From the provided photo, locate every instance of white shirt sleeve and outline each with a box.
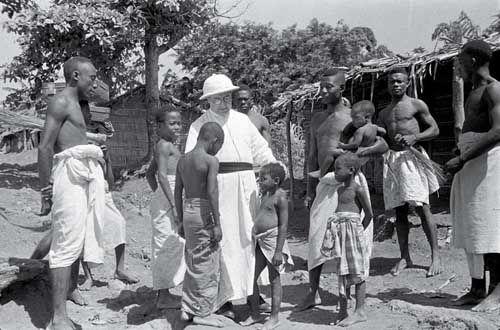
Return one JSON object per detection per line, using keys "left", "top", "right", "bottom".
{"left": 184, "top": 125, "right": 198, "bottom": 153}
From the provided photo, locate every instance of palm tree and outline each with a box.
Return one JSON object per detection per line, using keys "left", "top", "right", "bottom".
{"left": 432, "top": 11, "right": 480, "bottom": 50}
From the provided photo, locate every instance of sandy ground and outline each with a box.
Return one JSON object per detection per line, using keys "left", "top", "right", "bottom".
{"left": 0, "top": 150, "right": 499, "bottom": 330}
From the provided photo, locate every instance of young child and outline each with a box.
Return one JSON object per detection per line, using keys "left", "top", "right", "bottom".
{"left": 175, "top": 122, "right": 226, "bottom": 328}
{"left": 242, "top": 163, "right": 294, "bottom": 330}
{"left": 321, "top": 152, "right": 373, "bottom": 327}
{"left": 339, "top": 100, "right": 386, "bottom": 152}
{"left": 145, "top": 106, "right": 186, "bottom": 310}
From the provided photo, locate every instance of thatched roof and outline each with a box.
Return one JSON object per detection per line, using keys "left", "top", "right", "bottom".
{"left": 273, "top": 32, "right": 500, "bottom": 111}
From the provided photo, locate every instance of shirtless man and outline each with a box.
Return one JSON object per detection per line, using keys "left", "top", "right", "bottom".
{"left": 446, "top": 40, "right": 500, "bottom": 312}
{"left": 38, "top": 56, "right": 99, "bottom": 329}
{"left": 296, "top": 69, "right": 388, "bottom": 311}
{"left": 377, "top": 67, "right": 442, "bottom": 277}
{"left": 234, "top": 85, "right": 272, "bottom": 144}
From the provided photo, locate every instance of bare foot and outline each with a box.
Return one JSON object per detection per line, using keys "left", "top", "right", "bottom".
{"left": 114, "top": 270, "right": 139, "bottom": 284}
{"left": 79, "top": 277, "right": 93, "bottom": 291}
{"left": 293, "top": 292, "right": 322, "bottom": 311}
{"left": 67, "top": 289, "right": 88, "bottom": 306}
{"left": 472, "top": 285, "right": 500, "bottom": 312}
{"left": 193, "top": 315, "right": 225, "bottom": 327}
{"left": 259, "top": 317, "right": 280, "bottom": 330}
{"left": 259, "top": 301, "right": 272, "bottom": 313}
{"left": 46, "top": 316, "right": 76, "bottom": 330}
{"left": 450, "top": 292, "right": 484, "bottom": 306}
{"left": 337, "top": 310, "right": 367, "bottom": 327}
{"left": 426, "top": 256, "right": 442, "bottom": 277}
{"left": 180, "top": 311, "right": 192, "bottom": 322}
{"left": 391, "top": 259, "right": 412, "bottom": 276}
{"left": 240, "top": 314, "right": 265, "bottom": 326}
{"left": 156, "top": 290, "right": 180, "bottom": 310}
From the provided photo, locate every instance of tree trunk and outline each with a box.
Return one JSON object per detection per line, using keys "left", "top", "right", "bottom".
{"left": 143, "top": 27, "right": 160, "bottom": 165}
{"left": 452, "top": 57, "right": 465, "bottom": 145}
{"left": 286, "top": 102, "right": 295, "bottom": 210}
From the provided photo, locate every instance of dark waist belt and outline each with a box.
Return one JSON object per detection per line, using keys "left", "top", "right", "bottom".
{"left": 218, "top": 162, "right": 253, "bottom": 174}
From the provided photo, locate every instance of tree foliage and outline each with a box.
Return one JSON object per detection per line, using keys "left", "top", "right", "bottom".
{"left": 175, "top": 19, "right": 392, "bottom": 108}
{"left": 432, "top": 11, "right": 480, "bottom": 48}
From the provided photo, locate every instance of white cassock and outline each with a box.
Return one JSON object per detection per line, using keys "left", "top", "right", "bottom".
{"left": 185, "top": 109, "right": 277, "bottom": 303}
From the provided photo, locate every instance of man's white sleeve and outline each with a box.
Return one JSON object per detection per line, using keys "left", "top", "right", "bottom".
{"left": 184, "top": 125, "right": 198, "bottom": 153}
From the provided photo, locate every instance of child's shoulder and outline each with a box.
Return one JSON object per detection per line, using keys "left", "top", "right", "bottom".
{"left": 274, "top": 188, "right": 288, "bottom": 202}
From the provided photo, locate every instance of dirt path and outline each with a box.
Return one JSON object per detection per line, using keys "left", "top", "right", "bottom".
{"left": 0, "top": 151, "right": 499, "bottom": 329}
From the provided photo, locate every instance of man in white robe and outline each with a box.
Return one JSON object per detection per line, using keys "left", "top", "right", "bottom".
{"left": 185, "top": 74, "right": 281, "bottom": 316}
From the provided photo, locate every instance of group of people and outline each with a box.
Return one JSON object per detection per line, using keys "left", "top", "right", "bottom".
{"left": 35, "top": 38, "right": 500, "bottom": 330}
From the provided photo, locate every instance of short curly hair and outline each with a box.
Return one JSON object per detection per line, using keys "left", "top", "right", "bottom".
{"left": 261, "top": 162, "right": 286, "bottom": 186}
{"left": 461, "top": 40, "right": 492, "bottom": 66}
{"left": 335, "top": 152, "right": 363, "bottom": 172}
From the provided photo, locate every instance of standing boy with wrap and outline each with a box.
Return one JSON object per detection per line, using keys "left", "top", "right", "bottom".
{"left": 175, "top": 122, "right": 227, "bottom": 328}
{"left": 38, "top": 56, "right": 103, "bottom": 330}
{"left": 146, "top": 107, "right": 186, "bottom": 310}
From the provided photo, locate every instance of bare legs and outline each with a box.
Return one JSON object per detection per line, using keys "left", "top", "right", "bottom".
{"left": 337, "top": 281, "right": 367, "bottom": 327}
{"left": 113, "top": 244, "right": 138, "bottom": 284}
{"left": 293, "top": 265, "right": 323, "bottom": 311}
{"left": 48, "top": 263, "right": 78, "bottom": 330}
{"left": 391, "top": 204, "right": 441, "bottom": 277}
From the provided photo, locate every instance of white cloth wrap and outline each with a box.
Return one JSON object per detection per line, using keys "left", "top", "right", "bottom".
{"left": 185, "top": 109, "right": 277, "bottom": 302}
{"left": 307, "top": 172, "right": 373, "bottom": 272}
{"left": 48, "top": 144, "right": 106, "bottom": 269}
{"left": 382, "top": 148, "right": 439, "bottom": 210}
{"left": 101, "top": 192, "right": 127, "bottom": 251}
{"left": 451, "top": 132, "right": 500, "bottom": 254}
{"left": 149, "top": 174, "right": 186, "bottom": 290}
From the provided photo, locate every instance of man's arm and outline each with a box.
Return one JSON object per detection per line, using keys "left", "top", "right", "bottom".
{"left": 402, "top": 99, "right": 440, "bottom": 145}
{"left": 306, "top": 117, "right": 319, "bottom": 203}
{"left": 357, "top": 112, "right": 389, "bottom": 157}
{"left": 207, "top": 156, "right": 222, "bottom": 242}
{"left": 146, "top": 157, "right": 158, "bottom": 191}
{"left": 356, "top": 185, "right": 373, "bottom": 229}
{"left": 274, "top": 192, "right": 289, "bottom": 266}
{"left": 104, "top": 150, "right": 114, "bottom": 189}
{"left": 157, "top": 141, "right": 176, "bottom": 216}
{"left": 461, "top": 83, "right": 500, "bottom": 162}
{"left": 38, "top": 97, "right": 68, "bottom": 215}
{"left": 174, "top": 161, "right": 184, "bottom": 235}
{"left": 261, "top": 116, "right": 272, "bottom": 145}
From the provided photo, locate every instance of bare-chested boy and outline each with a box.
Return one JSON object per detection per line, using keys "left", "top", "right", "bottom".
{"left": 38, "top": 56, "right": 103, "bottom": 330}
{"left": 446, "top": 40, "right": 500, "bottom": 311}
{"left": 296, "top": 69, "right": 388, "bottom": 311}
{"left": 234, "top": 85, "right": 272, "bottom": 144}
{"left": 377, "top": 67, "right": 442, "bottom": 277}
{"left": 242, "top": 163, "right": 293, "bottom": 329}
{"left": 175, "top": 122, "right": 225, "bottom": 328}
{"left": 146, "top": 107, "right": 185, "bottom": 310}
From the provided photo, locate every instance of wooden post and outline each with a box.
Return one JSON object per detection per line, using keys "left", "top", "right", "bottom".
{"left": 452, "top": 57, "right": 465, "bottom": 145}
{"left": 286, "top": 102, "right": 295, "bottom": 210}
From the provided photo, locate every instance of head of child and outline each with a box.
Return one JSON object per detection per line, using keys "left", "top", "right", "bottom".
{"left": 351, "top": 100, "right": 375, "bottom": 128}
{"left": 156, "top": 106, "right": 181, "bottom": 142}
{"left": 197, "top": 122, "right": 224, "bottom": 156}
{"left": 259, "top": 163, "right": 286, "bottom": 194}
{"left": 334, "top": 153, "right": 362, "bottom": 183}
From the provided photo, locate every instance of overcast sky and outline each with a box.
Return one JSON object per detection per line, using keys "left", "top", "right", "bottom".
{"left": 1, "top": 0, "right": 499, "bottom": 99}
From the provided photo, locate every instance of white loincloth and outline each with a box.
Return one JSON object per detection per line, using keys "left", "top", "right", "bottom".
{"left": 308, "top": 172, "right": 373, "bottom": 272}
{"left": 149, "top": 174, "right": 186, "bottom": 290}
{"left": 382, "top": 148, "right": 439, "bottom": 210}
{"left": 254, "top": 227, "right": 294, "bottom": 274}
{"left": 48, "top": 145, "right": 106, "bottom": 269}
{"left": 451, "top": 132, "right": 500, "bottom": 255}
{"left": 101, "top": 190, "right": 127, "bottom": 251}
{"left": 185, "top": 109, "right": 278, "bottom": 302}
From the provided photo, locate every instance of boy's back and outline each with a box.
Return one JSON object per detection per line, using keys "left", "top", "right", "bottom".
{"left": 177, "top": 149, "right": 217, "bottom": 199}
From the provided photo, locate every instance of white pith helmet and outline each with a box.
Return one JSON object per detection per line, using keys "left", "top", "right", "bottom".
{"left": 200, "top": 74, "right": 240, "bottom": 100}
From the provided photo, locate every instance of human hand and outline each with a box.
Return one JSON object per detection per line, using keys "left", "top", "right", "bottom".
{"left": 211, "top": 225, "right": 223, "bottom": 243}
{"left": 40, "top": 185, "right": 53, "bottom": 216}
{"left": 272, "top": 252, "right": 283, "bottom": 267}
{"left": 445, "top": 156, "right": 463, "bottom": 175}
{"left": 338, "top": 142, "right": 348, "bottom": 150}
{"left": 399, "top": 134, "right": 417, "bottom": 147}
{"left": 356, "top": 147, "right": 370, "bottom": 157}
{"left": 304, "top": 196, "right": 313, "bottom": 209}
